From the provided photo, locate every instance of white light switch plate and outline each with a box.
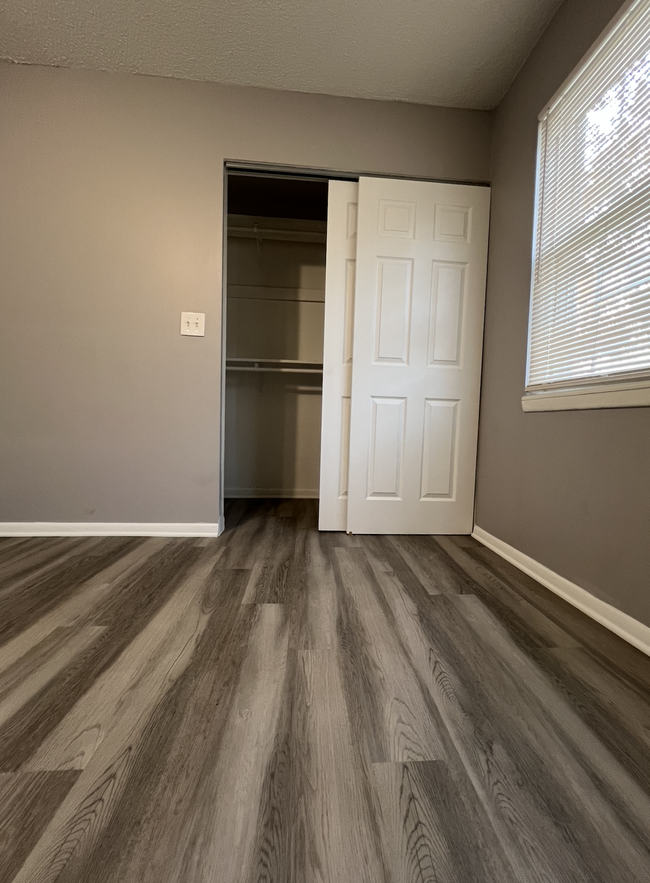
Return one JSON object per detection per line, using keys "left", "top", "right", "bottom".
{"left": 180, "top": 312, "right": 205, "bottom": 336}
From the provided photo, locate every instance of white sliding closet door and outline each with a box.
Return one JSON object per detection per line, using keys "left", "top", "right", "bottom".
{"left": 347, "top": 176, "right": 490, "bottom": 534}
{"left": 318, "top": 181, "right": 359, "bottom": 530}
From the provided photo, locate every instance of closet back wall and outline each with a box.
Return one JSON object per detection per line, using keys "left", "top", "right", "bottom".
{"left": 0, "top": 63, "right": 491, "bottom": 525}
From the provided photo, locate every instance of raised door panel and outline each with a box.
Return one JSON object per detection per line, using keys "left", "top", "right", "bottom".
{"left": 379, "top": 200, "right": 416, "bottom": 238}
{"left": 374, "top": 259, "right": 413, "bottom": 364}
{"left": 367, "top": 397, "right": 406, "bottom": 498}
{"left": 420, "top": 399, "right": 459, "bottom": 499}
{"left": 434, "top": 204, "right": 472, "bottom": 244}
{"left": 428, "top": 262, "right": 466, "bottom": 366}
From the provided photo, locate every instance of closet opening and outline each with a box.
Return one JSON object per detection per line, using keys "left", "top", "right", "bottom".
{"left": 223, "top": 172, "right": 329, "bottom": 511}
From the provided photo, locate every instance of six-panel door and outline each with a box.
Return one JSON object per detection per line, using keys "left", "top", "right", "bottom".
{"left": 346, "top": 177, "right": 490, "bottom": 534}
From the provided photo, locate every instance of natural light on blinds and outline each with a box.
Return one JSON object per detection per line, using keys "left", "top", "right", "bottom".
{"left": 527, "top": 0, "right": 650, "bottom": 392}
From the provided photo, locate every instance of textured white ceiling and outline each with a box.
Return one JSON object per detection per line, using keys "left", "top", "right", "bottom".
{"left": 0, "top": 0, "right": 563, "bottom": 110}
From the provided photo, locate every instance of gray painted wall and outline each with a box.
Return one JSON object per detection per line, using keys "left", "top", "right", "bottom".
{"left": 0, "top": 64, "right": 491, "bottom": 525}
{"left": 475, "top": 0, "right": 650, "bottom": 626}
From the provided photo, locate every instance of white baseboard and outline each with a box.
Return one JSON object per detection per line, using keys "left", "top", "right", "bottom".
{"left": 0, "top": 522, "right": 224, "bottom": 538}
{"left": 472, "top": 526, "right": 650, "bottom": 658}
{"left": 224, "top": 488, "right": 319, "bottom": 499}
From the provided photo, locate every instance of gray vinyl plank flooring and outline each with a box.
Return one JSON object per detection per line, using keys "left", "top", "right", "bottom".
{"left": 1, "top": 499, "right": 649, "bottom": 882}
{"left": 0, "top": 772, "right": 81, "bottom": 881}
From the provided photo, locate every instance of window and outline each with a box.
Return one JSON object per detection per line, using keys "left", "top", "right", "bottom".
{"left": 523, "top": 0, "right": 650, "bottom": 411}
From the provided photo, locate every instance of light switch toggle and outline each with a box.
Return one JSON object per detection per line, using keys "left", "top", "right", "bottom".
{"left": 181, "top": 312, "right": 205, "bottom": 336}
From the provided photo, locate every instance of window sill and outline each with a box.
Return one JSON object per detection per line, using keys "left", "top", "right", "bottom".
{"left": 521, "top": 379, "right": 650, "bottom": 412}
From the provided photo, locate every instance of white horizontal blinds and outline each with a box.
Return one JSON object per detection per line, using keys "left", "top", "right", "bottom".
{"left": 528, "top": 0, "right": 650, "bottom": 389}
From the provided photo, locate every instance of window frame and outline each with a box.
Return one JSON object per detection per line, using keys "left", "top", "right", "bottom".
{"left": 522, "top": 0, "right": 650, "bottom": 412}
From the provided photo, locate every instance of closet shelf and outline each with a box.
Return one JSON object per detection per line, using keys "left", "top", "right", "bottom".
{"left": 227, "top": 227, "right": 326, "bottom": 244}
{"left": 226, "top": 357, "right": 323, "bottom": 375}
{"left": 228, "top": 367, "right": 323, "bottom": 374}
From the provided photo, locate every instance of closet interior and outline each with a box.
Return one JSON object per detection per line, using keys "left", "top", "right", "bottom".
{"left": 224, "top": 173, "right": 328, "bottom": 498}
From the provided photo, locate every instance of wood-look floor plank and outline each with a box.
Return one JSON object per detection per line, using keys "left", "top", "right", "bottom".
{"left": 23, "top": 551, "right": 225, "bottom": 771}
{"left": 373, "top": 760, "right": 517, "bottom": 883}
{"left": 531, "top": 645, "right": 650, "bottom": 798}
{"left": 9, "top": 571, "right": 253, "bottom": 883}
{"left": 435, "top": 535, "right": 581, "bottom": 650}
{"left": 0, "top": 538, "right": 88, "bottom": 590}
{"left": 0, "top": 772, "right": 79, "bottom": 882}
{"left": 466, "top": 540, "right": 650, "bottom": 685}
{"left": 334, "top": 547, "right": 446, "bottom": 763}
{"left": 89, "top": 570, "right": 254, "bottom": 883}
{"left": 0, "top": 538, "right": 120, "bottom": 590}
{"left": 290, "top": 650, "right": 389, "bottom": 883}
{"left": 173, "top": 603, "right": 290, "bottom": 883}
{"left": 0, "top": 538, "right": 143, "bottom": 646}
{"left": 244, "top": 515, "right": 296, "bottom": 604}
{"left": 0, "top": 537, "right": 66, "bottom": 563}
{"left": 0, "top": 537, "right": 29, "bottom": 555}
{"left": 295, "top": 499, "right": 319, "bottom": 530}
{"left": 363, "top": 551, "right": 650, "bottom": 883}
{"left": 217, "top": 499, "right": 277, "bottom": 569}
{"left": 0, "top": 540, "right": 105, "bottom": 607}
{"left": 287, "top": 530, "right": 338, "bottom": 651}
{"left": 244, "top": 647, "right": 295, "bottom": 883}
{"left": 0, "top": 541, "right": 202, "bottom": 770}
{"left": 448, "top": 594, "right": 650, "bottom": 881}
{"left": 102, "top": 578, "right": 254, "bottom": 883}
{"left": 388, "top": 534, "right": 476, "bottom": 595}
{"left": 427, "top": 610, "right": 629, "bottom": 882}
{"left": 0, "top": 539, "right": 164, "bottom": 676}
{"left": 358, "top": 533, "right": 466, "bottom": 606}
{"left": 276, "top": 500, "right": 298, "bottom": 518}
{"left": 358, "top": 543, "right": 551, "bottom": 883}
{"left": 0, "top": 627, "right": 104, "bottom": 732}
